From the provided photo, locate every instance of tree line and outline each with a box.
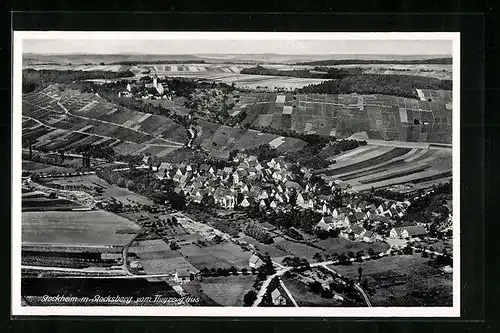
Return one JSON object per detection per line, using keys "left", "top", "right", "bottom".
{"left": 240, "top": 65, "right": 361, "bottom": 80}
{"left": 296, "top": 74, "right": 452, "bottom": 99}
{"left": 294, "top": 58, "right": 452, "bottom": 66}
{"left": 22, "top": 69, "right": 134, "bottom": 93}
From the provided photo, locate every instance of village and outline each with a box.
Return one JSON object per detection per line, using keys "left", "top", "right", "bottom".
{"left": 148, "top": 151, "right": 448, "bottom": 248}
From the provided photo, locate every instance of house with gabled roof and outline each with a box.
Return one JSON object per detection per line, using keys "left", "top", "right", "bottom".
{"left": 317, "top": 216, "right": 334, "bottom": 231}
{"left": 362, "top": 230, "right": 379, "bottom": 243}
{"left": 259, "top": 190, "right": 269, "bottom": 200}
{"left": 240, "top": 197, "right": 251, "bottom": 208}
{"left": 390, "top": 226, "right": 427, "bottom": 239}
{"left": 199, "top": 163, "right": 210, "bottom": 173}
{"left": 332, "top": 207, "right": 349, "bottom": 218}
{"left": 214, "top": 187, "right": 236, "bottom": 208}
{"left": 333, "top": 215, "right": 351, "bottom": 229}
{"left": 271, "top": 289, "right": 287, "bottom": 306}
{"left": 249, "top": 254, "right": 264, "bottom": 268}
{"left": 349, "top": 224, "right": 366, "bottom": 241}
{"left": 274, "top": 193, "right": 284, "bottom": 203}
{"left": 297, "top": 192, "right": 314, "bottom": 209}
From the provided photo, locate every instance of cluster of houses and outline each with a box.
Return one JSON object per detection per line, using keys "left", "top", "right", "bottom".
{"left": 316, "top": 199, "right": 421, "bottom": 243}
{"left": 155, "top": 155, "right": 310, "bottom": 211}
{"left": 118, "top": 75, "right": 174, "bottom": 100}
{"left": 152, "top": 153, "right": 430, "bottom": 245}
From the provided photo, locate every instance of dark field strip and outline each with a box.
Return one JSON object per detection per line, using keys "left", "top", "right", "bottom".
{"left": 358, "top": 164, "right": 431, "bottom": 184}
{"left": 339, "top": 159, "right": 407, "bottom": 181}
{"left": 21, "top": 278, "right": 178, "bottom": 298}
{"left": 410, "top": 170, "right": 452, "bottom": 184}
{"left": 323, "top": 148, "right": 411, "bottom": 176}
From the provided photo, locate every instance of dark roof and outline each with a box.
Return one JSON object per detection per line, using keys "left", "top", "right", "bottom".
{"left": 363, "top": 231, "right": 375, "bottom": 238}
{"left": 350, "top": 224, "right": 365, "bottom": 235}
{"left": 214, "top": 187, "right": 232, "bottom": 198}
{"left": 321, "top": 216, "right": 334, "bottom": 223}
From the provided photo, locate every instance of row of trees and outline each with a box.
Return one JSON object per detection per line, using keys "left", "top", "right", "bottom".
{"left": 247, "top": 207, "right": 323, "bottom": 235}
{"left": 242, "top": 222, "right": 274, "bottom": 244}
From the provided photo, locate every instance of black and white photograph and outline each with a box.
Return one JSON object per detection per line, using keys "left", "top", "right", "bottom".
{"left": 12, "top": 31, "right": 460, "bottom": 317}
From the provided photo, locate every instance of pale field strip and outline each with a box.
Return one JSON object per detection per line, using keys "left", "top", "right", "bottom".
{"left": 403, "top": 149, "right": 431, "bottom": 162}
{"left": 155, "top": 147, "right": 178, "bottom": 157}
{"left": 34, "top": 128, "right": 66, "bottom": 142}
{"left": 76, "top": 99, "right": 99, "bottom": 113}
{"left": 61, "top": 136, "right": 99, "bottom": 151}
{"left": 333, "top": 145, "right": 385, "bottom": 162}
{"left": 332, "top": 146, "right": 393, "bottom": 165}
{"left": 133, "top": 145, "right": 152, "bottom": 155}
{"left": 268, "top": 137, "right": 286, "bottom": 149}
{"left": 105, "top": 108, "right": 118, "bottom": 116}
{"left": 46, "top": 114, "right": 68, "bottom": 125}
{"left": 329, "top": 146, "right": 393, "bottom": 168}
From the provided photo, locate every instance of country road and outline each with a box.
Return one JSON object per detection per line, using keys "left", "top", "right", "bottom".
{"left": 320, "top": 264, "right": 372, "bottom": 307}
{"left": 22, "top": 265, "right": 173, "bottom": 279}
{"left": 279, "top": 278, "right": 299, "bottom": 307}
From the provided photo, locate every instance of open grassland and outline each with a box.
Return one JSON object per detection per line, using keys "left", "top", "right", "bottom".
{"left": 329, "top": 255, "right": 452, "bottom": 306}
{"left": 22, "top": 210, "right": 141, "bottom": 247}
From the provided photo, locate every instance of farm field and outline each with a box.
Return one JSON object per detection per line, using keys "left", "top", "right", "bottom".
{"left": 197, "top": 275, "right": 256, "bottom": 306}
{"left": 196, "top": 121, "right": 307, "bottom": 159}
{"left": 273, "top": 239, "right": 320, "bottom": 261}
{"left": 178, "top": 242, "right": 253, "bottom": 270}
{"left": 41, "top": 174, "right": 154, "bottom": 206}
{"left": 329, "top": 254, "right": 452, "bottom": 306}
{"left": 281, "top": 273, "right": 344, "bottom": 307}
{"left": 22, "top": 85, "right": 186, "bottom": 158}
{"left": 318, "top": 145, "right": 451, "bottom": 192}
{"left": 313, "top": 237, "right": 390, "bottom": 255}
{"left": 238, "top": 235, "right": 288, "bottom": 258}
{"left": 333, "top": 64, "right": 452, "bottom": 80}
{"left": 22, "top": 160, "right": 76, "bottom": 174}
{"left": 236, "top": 91, "right": 452, "bottom": 144}
{"left": 22, "top": 210, "right": 141, "bottom": 248}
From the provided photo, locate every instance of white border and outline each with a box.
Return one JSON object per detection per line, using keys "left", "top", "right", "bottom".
{"left": 12, "top": 31, "right": 460, "bottom": 317}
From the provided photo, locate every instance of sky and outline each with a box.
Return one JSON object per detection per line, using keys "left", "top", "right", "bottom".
{"left": 23, "top": 38, "right": 452, "bottom": 55}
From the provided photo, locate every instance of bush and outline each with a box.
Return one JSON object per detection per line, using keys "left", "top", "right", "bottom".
{"left": 243, "top": 290, "right": 257, "bottom": 306}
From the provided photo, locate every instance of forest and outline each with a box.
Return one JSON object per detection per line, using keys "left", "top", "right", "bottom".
{"left": 22, "top": 69, "right": 134, "bottom": 93}
{"left": 294, "top": 58, "right": 452, "bottom": 66}
{"left": 240, "top": 65, "right": 360, "bottom": 79}
{"left": 296, "top": 74, "right": 452, "bottom": 98}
